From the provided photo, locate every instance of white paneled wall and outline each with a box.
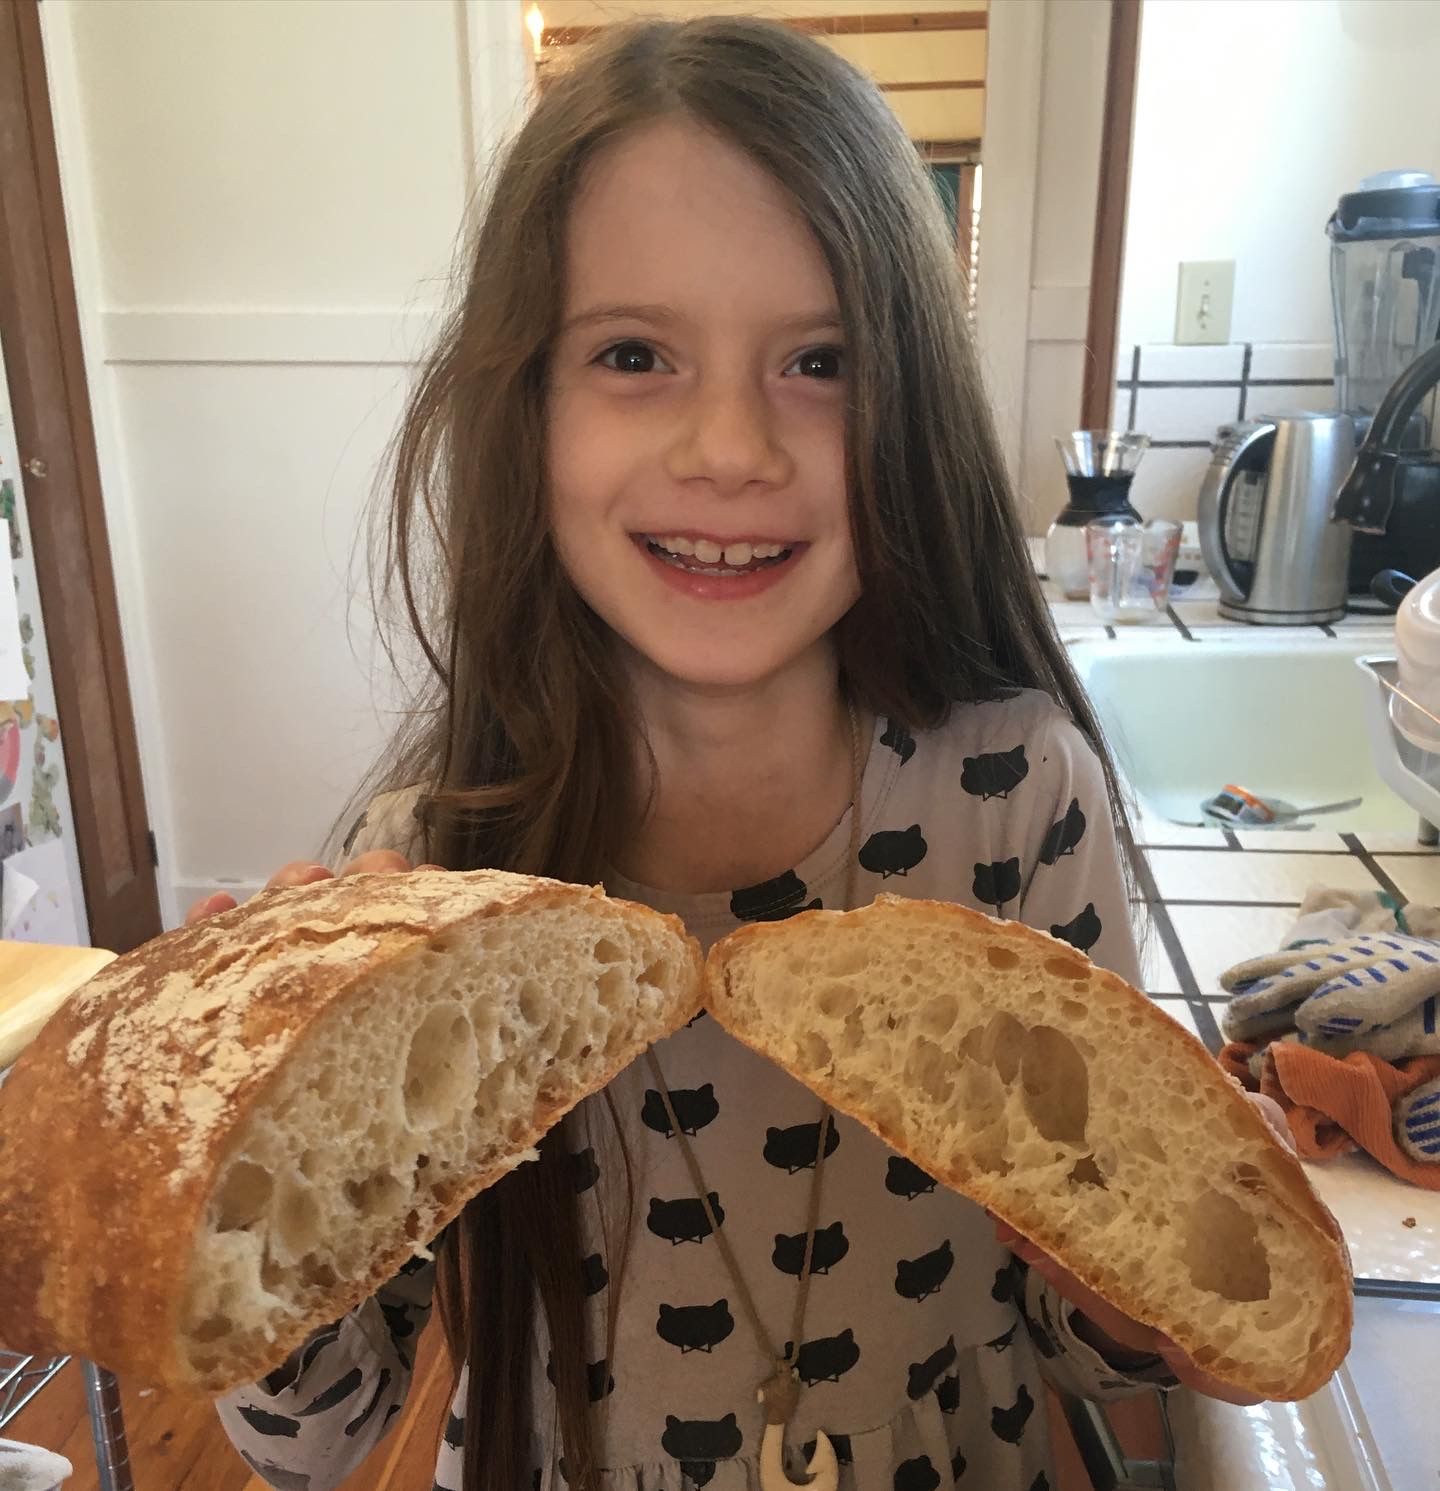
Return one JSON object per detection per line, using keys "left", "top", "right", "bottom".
{"left": 43, "top": 0, "right": 526, "bottom": 925}
{"left": 42, "top": 0, "right": 1094, "bottom": 922}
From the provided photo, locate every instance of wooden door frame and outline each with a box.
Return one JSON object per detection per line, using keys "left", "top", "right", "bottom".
{"left": 1081, "top": 0, "right": 1142, "bottom": 430}
{"left": 0, "top": 0, "right": 161, "bottom": 952}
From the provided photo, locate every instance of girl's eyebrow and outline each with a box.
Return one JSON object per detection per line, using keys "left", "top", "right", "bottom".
{"left": 561, "top": 304, "right": 844, "bottom": 335}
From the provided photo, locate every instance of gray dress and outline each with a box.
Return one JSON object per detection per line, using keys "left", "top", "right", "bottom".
{"left": 218, "top": 691, "right": 1169, "bottom": 1491}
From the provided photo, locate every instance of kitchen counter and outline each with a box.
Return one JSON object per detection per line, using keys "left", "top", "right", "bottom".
{"left": 1047, "top": 572, "right": 1438, "bottom": 1490}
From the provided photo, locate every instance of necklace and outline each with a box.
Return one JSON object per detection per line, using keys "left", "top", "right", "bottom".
{"left": 645, "top": 698, "right": 864, "bottom": 1491}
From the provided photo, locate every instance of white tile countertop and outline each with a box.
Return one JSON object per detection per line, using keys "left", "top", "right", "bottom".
{"left": 1041, "top": 560, "right": 1438, "bottom": 1489}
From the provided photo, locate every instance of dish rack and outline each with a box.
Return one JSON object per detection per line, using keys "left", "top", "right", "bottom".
{"left": 1358, "top": 655, "right": 1440, "bottom": 829}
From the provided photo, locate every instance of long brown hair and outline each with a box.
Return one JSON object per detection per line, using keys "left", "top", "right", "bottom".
{"left": 359, "top": 16, "right": 1131, "bottom": 1490}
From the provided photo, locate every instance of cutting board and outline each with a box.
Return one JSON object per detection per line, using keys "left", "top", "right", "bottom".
{"left": 0, "top": 941, "right": 116, "bottom": 1070}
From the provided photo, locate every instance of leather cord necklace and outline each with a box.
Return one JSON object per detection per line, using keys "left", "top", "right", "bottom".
{"left": 645, "top": 699, "right": 864, "bottom": 1491}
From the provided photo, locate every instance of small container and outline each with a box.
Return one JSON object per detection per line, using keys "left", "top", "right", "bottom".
{"left": 1085, "top": 516, "right": 1183, "bottom": 624}
{"left": 1045, "top": 431, "right": 1150, "bottom": 599}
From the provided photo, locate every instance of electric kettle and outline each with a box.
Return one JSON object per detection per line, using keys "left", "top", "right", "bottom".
{"left": 1197, "top": 412, "right": 1355, "bottom": 625}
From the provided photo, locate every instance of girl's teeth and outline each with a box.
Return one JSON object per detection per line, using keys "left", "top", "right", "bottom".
{"left": 663, "top": 535, "right": 695, "bottom": 556}
{"left": 693, "top": 539, "right": 723, "bottom": 563}
{"left": 753, "top": 544, "right": 782, "bottom": 559}
{"left": 722, "top": 542, "right": 753, "bottom": 567}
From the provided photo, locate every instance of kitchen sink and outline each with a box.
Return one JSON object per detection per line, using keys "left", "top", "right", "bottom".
{"left": 1067, "top": 633, "right": 1417, "bottom": 834}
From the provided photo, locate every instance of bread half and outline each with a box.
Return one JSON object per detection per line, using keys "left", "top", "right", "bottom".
{"left": 0, "top": 870, "right": 700, "bottom": 1394}
{"left": 705, "top": 894, "right": 1352, "bottom": 1401}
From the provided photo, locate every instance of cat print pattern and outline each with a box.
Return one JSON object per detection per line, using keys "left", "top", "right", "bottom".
{"left": 214, "top": 696, "right": 1149, "bottom": 1491}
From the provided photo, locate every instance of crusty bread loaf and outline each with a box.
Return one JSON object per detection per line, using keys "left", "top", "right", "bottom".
{"left": 705, "top": 894, "right": 1352, "bottom": 1402}
{"left": 0, "top": 870, "right": 700, "bottom": 1395}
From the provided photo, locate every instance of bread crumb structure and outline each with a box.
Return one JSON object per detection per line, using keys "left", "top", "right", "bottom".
{"left": 706, "top": 894, "right": 1353, "bottom": 1402}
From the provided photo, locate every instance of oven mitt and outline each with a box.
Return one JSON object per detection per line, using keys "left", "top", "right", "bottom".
{"left": 1221, "top": 933, "right": 1440, "bottom": 1060}
{"left": 1398, "top": 1076, "right": 1440, "bottom": 1162}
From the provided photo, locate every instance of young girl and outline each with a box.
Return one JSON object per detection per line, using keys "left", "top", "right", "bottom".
{"left": 198, "top": 17, "right": 1269, "bottom": 1491}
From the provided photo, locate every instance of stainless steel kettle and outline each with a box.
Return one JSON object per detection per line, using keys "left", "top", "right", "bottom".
{"left": 1197, "top": 412, "right": 1356, "bottom": 625}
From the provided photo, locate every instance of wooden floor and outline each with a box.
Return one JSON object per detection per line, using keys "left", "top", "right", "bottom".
{"left": 6, "top": 1333, "right": 1161, "bottom": 1490}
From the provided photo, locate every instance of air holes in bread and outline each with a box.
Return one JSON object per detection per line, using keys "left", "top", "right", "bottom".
{"left": 907, "top": 1037, "right": 954, "bottom": 1104}
{"left": 1068, "top": 1155, "right": 1106, "bottom": 1189}
{"left": 986, "top": 944, "right": 1020, "bottom": 971}
{"left": 214, "top": 1160, "right": 273, "bottom": 1233}
{"left": 1132, "top": 1126, "right": 1166, "bottom": 1162}
{"left": 919, "top": 994, "right": 959, "bottom": 1038}
{"left": 1020, "top": 1025, "right": 1089, "bottom": 1144}
{"left": 817, "top": 982, "right": 858, "bottom": 1020}
{"left": 1044, "top": 956, "right": 1090, "bottom": 982}
{"left": 801, "top": 1032, "right": 832, "bottom": 1071}
{"left": 593, "top": 938, "right": 625, "bottom": 964}
{"left": 273, "top": 1179, "right": 322, "bottom": 1261}
{"left": 959, "top": 1011, "right": 1024, "bottom": 1084}
{"left": 402, "top": 1002, "right": 476, "bottom": 1129}
{"left": 1184, "top": 1189, "right": 1271, "bottom": 1301}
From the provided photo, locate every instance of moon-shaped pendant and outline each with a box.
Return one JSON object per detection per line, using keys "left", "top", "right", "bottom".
{"left": 758, "top": 1422, "right": 839, "bottom": 1491}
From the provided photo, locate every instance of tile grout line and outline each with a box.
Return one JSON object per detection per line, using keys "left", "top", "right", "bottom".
{"left": 1238, "top": 342, "right": 1253, "bottom": 422}
{"left": 1127, "top": 345, "right": 1140, "bottom": 432}
{"left": 1166, "top": 605, "right": 1195, "bottom": 642}
{"left": 1341, "top": 832, "right": 1408, "bottom": 904}
{"left": 1126, "top": 829, "right": 1223, "bottom": 1051}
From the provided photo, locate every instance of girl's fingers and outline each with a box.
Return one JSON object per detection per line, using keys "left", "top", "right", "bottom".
{"left": 265, "top": 862, "right": 334, "bottom": 891}
{"left": 184, "top": 892, "right": 238, "bottom": 926}
{"left": 338, "top": 849, "right": 413, "bottom": 877}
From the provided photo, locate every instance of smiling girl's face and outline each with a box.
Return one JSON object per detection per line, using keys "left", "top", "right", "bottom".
{"left": 546, "top": 117, "right": 861, "bottom": 695}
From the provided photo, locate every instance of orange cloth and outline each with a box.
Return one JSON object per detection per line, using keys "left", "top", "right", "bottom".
{"left": 1220, "top": 1040, "right": 1440, "bottom": 1190}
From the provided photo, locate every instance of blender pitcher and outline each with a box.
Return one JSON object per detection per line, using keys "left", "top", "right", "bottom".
{"left": 1045, "top": 431, "right": 1149, "bottom": 599}
{"left": 1329, "top": 169, "right": 1440, "bottom": 425}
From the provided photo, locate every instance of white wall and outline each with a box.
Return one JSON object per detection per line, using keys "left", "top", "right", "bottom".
{"left": 991, "top": 0, "right": 1111, "bottom": 534}
{"left": 43, "top": 0, "right": 526, "bottom": 924}
{"left": 1120, "top": 0, "right": 1440, "bottom": 350}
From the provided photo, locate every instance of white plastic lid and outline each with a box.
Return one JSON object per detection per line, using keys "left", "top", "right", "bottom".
{"left": 0, "top": 1440, "right": 73, "bottom": 1491}
{"left": 1356, "top": 169, "right": 1438, "bottom": 192}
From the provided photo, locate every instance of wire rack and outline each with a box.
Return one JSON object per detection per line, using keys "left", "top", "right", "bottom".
{"left": 0, "top": 1351, "right": 69, "bottom": 1432}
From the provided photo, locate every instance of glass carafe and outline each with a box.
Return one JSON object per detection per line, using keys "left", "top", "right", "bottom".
{"left": 1045, "top": 431, "right": 1149, "bottom": 600}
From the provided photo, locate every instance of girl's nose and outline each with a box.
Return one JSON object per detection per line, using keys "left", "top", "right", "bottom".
{"left": 664, "top": 378, "right": 793, "bottom": 494}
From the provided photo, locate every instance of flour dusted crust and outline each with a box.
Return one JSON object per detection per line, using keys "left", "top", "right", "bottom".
{"left": 0, "top": 870, "right": 701, "bottom": 1394}
{"left": 705, "top": 895, "right": 1353, "bottom": 1402}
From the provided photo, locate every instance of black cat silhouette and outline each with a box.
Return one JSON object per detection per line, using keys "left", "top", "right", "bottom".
{"left": 656, "top": 1299, "right": 735, "bottom": 1354}
{"left": 571, "top": 1147, "right": 599, "bottom": 1193}
{"left": 991, "top": 1384, "right": 1035, "bottom": 1443}
{"left": 906, "top": 1337, "right": 957, "bottom": 1400}
{"left": 894, "top": 1454, "right": 941, "bottom": 1491}
{"left": 730, "top": 871, "right": 821, "bottom": 922}
{"left": 859, "top": 824, "right": 928, "bottom": 879}
{"left": 263, "top": 1321, "right": 340, "bottom": 1394}
{"left": 986, "top": 1322, "right": 1018, "bottom": 1353}
{"left": 773, "top": 1219, "right": 849, "bottom": 1276}
{"left": 1051, "top": 903, "right": 1102, "bottom": 953}
{"left": 443, "top": 1410, "right": 464, "bottom": 1449}
{"left": 973, "top": 856, "right": 1022, "bottom": 909}
{"left": 936, "top": 1372, "right": 960, "bottom": 1414}
{"left": 237, "top": 1404, "right": 301, "bottom": 1438}
{"left": 764, "top": 1120, "right": 841, "bottom": 1173}
{"left": 647, "top": 1193, "right": 724, "bottom": 1244}
{"left": 952, "top": 1448, "right": 967, "bottom": 1481}
{"left": 786, "top": 1328, "right": 860, "bottom": 1385}
{"left": 1028, "top": 1473, "right": 1051, "bottom": 1491}
{"left": 343, "top": 1370, "right": 390, "bottom": 1437}
{"left": 961, "top": 745, "right": 1029, "bottom": 800}
{"left": 992, "top": 1256, "right": 1026, "bottom": 1305}
{"left": 641, "top": 1083, "right": 719, "bottom": 1138}
{"left": 546, "top": 1356, "right": 614, "bottom": 1403}
{"left": 804, "top": 1435, "right": 854, "bottom": 1466}
{"left": 581, "top": 1252, "right": 609, "bottom": 1296}
{"left": 881, "top": 718, "right": 917, "bottom": 765}
{"left": 397, "top": 1251, "right": 431, "bottom": 1278}
{"left": 686, "top": 1464, "right": 717, "bottom": 1488}
{"left": 895, "top": 1239, "right": 954, "bottom": 1301}
{"left": 885, "top": 1155, "right": 937, "bottom": 1200}
{"left": 296, "top": 1367, "right": 362, "bottom": 1417}
{"left": 661, "top": 1414, "right": 743, "bottom": 1461}
{"left": 1039, "top": 797, "right": 1087, "bottom": 864}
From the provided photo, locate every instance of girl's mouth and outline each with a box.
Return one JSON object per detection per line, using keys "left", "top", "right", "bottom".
{"left": 638, "top": 533, "right": 797, "bottom": 577}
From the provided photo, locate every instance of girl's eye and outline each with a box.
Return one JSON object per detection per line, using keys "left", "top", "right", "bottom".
{"left": 786, "top": 346, "right": 845, "bottom": 380}
{"left": 597, "top": 341, "right": 668, "bottom": 374}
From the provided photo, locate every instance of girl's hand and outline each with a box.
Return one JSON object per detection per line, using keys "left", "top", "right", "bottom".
{"left": 990, "top": 1097, "right": 1293, "bottom": 1407}
{"left": 991, "top": 1216, "right": 1265, "bottom": 1405}
{"left": 183, "top": 851, "right": 439, "bottom": 925}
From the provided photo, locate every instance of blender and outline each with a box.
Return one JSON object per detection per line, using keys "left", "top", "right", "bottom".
{"left": 1327, "top": 169, "right": 1440, "bottom": 598}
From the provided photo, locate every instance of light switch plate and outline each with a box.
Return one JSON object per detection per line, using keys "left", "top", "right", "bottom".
{"left": 1175, "top": 260, "right": 1235, "bottom": 345}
